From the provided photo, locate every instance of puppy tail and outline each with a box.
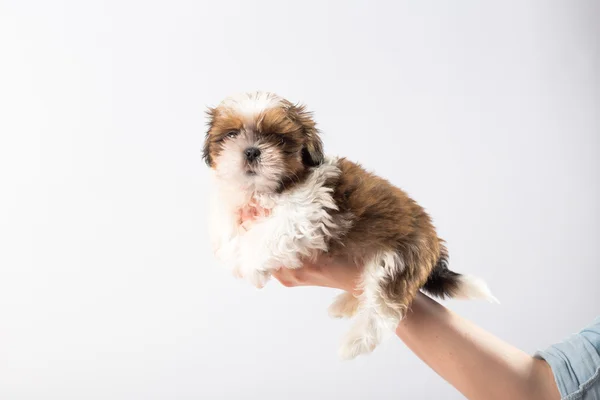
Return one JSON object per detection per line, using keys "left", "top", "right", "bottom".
{"left": 422, "top": 253, "right": 499, "bottom": 303}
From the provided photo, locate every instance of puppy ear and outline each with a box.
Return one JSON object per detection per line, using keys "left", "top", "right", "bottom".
{"left": 202, "top": 107, "right": 216, "bottom": 167}
{"left": 285, "top": 102, "right": 324, "bottom": 167}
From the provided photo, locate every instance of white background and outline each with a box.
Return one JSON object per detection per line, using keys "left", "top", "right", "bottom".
{"left": 1, "top": 1, "right": 598, "bottom": 399}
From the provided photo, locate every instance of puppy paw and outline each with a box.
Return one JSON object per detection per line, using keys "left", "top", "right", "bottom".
{"left": 328, "top": 292, "right": 360, "bottom": 319}
{"left": 246, "top": 269, "right": 271, "bottom": 289}
{"left": 338, "top": 331, "right": 377, "bottom": 360}
{"left": 232, "top": 264, "right": 243, "bottom": 279}
{"left": 338, "top": 312, "right": 384, "bottom": 360}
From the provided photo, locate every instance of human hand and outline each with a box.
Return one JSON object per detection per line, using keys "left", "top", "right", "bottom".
{"left": 271, "top": 257, "right": 362, "bottom": 295}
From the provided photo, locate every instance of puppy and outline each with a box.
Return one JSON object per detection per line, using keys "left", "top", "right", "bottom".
{"left": 204, "top": 92, "right": 497, "bottom": 360}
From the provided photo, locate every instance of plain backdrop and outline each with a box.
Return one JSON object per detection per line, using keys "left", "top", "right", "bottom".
{"left": 1, "top": 1, "right": 598, "bottom": 399}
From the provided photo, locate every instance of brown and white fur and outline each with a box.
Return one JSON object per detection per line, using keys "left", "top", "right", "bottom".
{"left": 204, "top": 92, "right": 497, "bottom": 360}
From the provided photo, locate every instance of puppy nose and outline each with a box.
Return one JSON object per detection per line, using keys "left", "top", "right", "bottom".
{"left": 244, "top": 147, "right": 261, "bottom": 162}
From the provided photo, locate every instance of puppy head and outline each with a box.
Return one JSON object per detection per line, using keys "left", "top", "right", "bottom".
{"left": 203, "top": 92, "right": 323, "bottom": 193}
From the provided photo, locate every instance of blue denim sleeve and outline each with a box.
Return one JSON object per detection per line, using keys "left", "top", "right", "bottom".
{"left": 535, "top": 317, "right": 600, "bottom": 400}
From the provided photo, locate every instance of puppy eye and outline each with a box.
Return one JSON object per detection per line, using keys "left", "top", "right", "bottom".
{"left": 278, "top": 135, "right": 286, "bottom": 145}
{"left": 226, "top": 130, "right": 239, "bottom": 139}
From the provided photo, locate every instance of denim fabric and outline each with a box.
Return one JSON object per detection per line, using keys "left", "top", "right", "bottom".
{"left": 535, "top": 317, "right": 600, "bottom": 400}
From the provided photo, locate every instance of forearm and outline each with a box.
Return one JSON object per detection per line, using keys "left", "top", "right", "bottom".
{"left": 396, "top": 293, "right": 559, "bottom": 400}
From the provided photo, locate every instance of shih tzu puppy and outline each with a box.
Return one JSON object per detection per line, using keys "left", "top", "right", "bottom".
{"left": 204, "top": 92, "right": 497, "bottom": 360}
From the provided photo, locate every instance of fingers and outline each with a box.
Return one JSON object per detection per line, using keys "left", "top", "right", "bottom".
{"left": 272, "top": 267, "right": 308, "bottom": 287}
{"left": 271, "top": 261, "right": 335, "bottom": 288}
{"left": 240, "top": 207, "right": 255, "bottom": 223}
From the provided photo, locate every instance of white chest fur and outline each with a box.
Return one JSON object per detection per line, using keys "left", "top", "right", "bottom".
{"left": 209, "top": 158, "right": 341, "bottom": 287}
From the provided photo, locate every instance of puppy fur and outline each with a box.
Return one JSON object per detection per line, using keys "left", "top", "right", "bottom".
{"left": 204, "top": 92, "right": 497, "bottom": 359}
